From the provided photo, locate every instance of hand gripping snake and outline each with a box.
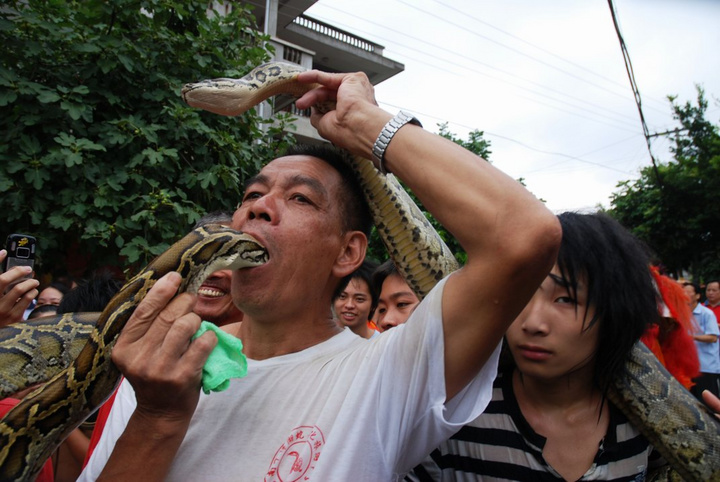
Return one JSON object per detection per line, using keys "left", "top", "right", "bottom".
{"left": 1, "top": 61, "right": 718, "bottom": 480}
{"left": 0, "top": 225, "right": 267, "bottom": 480}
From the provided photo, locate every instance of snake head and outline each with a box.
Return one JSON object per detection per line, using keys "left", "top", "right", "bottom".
{"left": 178, "top": 225, "right": 268, "bottom": 294}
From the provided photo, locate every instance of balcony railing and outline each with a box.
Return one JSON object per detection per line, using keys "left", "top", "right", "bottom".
{"left": 291, "top": 15, "right": 384, "bottom": 54}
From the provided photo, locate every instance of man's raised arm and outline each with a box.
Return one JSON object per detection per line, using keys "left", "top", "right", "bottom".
{"left": 296, "top": 70, "right": 561, "bottom": 399}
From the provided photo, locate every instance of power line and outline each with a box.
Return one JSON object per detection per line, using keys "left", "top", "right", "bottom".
{"left": 607, "top": 0, "right": 664, "bottom": 187}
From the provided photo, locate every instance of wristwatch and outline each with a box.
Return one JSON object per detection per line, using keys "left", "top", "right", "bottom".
{"left": 372, "top": 111, "right": 422, "bottom": 174}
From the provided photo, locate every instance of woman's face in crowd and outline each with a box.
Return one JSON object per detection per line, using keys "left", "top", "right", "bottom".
{"left": 36, "top": 286, "right": 64, "bottom": 307}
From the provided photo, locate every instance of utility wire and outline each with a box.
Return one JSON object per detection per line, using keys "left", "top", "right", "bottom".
{"left": 607, "top": 0, "right": 664, "bottom": 187}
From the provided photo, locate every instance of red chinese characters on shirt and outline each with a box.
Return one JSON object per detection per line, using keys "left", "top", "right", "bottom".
{"left": 265, "top": 425, "right": 325, "bottom": 482}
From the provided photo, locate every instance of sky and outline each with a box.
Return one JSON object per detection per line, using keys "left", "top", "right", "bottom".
{"left": 304, "top": 0, "right": 720, "bottom": 213}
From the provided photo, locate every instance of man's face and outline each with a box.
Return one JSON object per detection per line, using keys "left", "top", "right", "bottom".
{"left": 705, "top": 282, "right": 720, "bottom": 305}
{"left": 194, "top": 270, "right": 243, "bottom": 326}
{"left": 683, "top": 284, "right": 699, "bottom": 307}
{"left": 231, "top": 156, "right": 353, "bottom": 316}
{"left": 375, "top": 274, "right": 420, "bottom": 331}
{"left": 506, "top": 266, "right": 599, "bottom": 381}
{"left": 334, "top": 278, "right": 373, "bottom": 329}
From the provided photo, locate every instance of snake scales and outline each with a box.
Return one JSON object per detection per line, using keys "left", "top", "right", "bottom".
{"left": 0, "top": 61, "right": 717, "bottom": 480}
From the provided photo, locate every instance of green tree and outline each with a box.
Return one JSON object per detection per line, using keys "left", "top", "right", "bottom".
{"left": 610, "top": 86, "right": 720, "bottom": 281}
{"left": 0, "top": 0, "right": 294, "bottom": 277}
{"left": 366, "top": 123, "right": 492, "bottom": 265}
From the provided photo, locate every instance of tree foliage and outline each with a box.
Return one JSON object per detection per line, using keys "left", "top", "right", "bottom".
{"left": 610, "top": 86, "right": 720, "bottom": 281}
{"left": 0, "top": 0, "right": 294, "bottom": 277}
{"left": 366, "top": 123, "right": 493, "bottom": 265}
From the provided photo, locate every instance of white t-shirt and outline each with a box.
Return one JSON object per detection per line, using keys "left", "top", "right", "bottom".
{"left": 80, "top": 277, "right": 500, "bottom": 481}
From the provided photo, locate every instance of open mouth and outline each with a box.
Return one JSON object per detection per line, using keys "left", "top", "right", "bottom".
{"left": 197, "top": 286, "right": 227, "bottom": 298}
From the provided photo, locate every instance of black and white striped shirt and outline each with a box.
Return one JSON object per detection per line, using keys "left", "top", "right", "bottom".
{"left": 408, "top": 369, "right": 664, "bottom": 481}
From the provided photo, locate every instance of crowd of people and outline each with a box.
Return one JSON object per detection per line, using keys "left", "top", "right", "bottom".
{"left": 1, "top": 68, "right": 719, "bottom": 481}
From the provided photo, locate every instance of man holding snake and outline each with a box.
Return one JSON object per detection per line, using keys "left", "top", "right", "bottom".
{"left": 80, "top": 70, "right": 560, "bottom": 480}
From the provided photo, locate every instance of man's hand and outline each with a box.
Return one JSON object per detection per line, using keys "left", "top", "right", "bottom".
{"left": 0, "top": 249, "right": 40, "bottom": 327}
{"left": 112, "top": 272, "right": 217, "bottom": 423}
{"left": 295, "top": 70, "right": 391, "bottom": 159}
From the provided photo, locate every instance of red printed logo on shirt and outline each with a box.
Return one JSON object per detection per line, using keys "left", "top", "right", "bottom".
{"left": 265, "top": 425, "right": 325, "bottom": 482}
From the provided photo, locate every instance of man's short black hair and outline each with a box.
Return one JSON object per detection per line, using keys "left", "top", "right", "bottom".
{"left": 683, "top": 281, "right": 701, "bottom": 296}
{"left": 281, "top": 144, "right": 372, "bottom": 237}
{"left": 556, "top": 212, "right": 659, "bottom": 393}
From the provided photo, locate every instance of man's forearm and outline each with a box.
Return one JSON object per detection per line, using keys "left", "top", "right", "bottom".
{"left": 694, "top": 334, "right": 718, "bottom": 343}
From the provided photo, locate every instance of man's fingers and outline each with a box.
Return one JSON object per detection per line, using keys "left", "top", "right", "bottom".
{"left": 701, "top": 390, "right": 720, "bottom": 419}
{"left": 296, "top": 69, "right": 343, "bottom": 88}
{"left": 119, "top": 272, "right": 183, "bottom": 343}
{"left": 295, "top": 86, "right": 337, "bottom": 111}
{"left": 183, "top": 330, "right": 218, "bottom": 376}
{"left": 143, "top": 291, "right": 198, "bottom": 343}
{"left": 160, "top": 311, "right": 203, "bottom": 360}
{"left": 0, "top": 266, "right": 36, "bottom": 292}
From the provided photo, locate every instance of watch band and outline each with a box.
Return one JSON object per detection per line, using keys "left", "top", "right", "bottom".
{"left": 371, "top": 111, "right": 422, "bottom": 174}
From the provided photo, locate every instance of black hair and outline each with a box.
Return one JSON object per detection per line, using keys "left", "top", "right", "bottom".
{"left": 194, "top": 210, "right": 233, "bottom": 229}
{"left": 556, "top": 212, "right": 659, "bottom": 394}
{"left": 333, "top": 258, "right": 380, "bottom": 319}
{"left": 683, "top": 281, "right": 701, "bottom": 297}
{"left": 44, "top": 281, "right": 70, "bottom": 296}
{"left": 27, "top": 304, "right": 58, "bottom": 320}
{"left": 57, "top": 271, "right": 124, "bottom": 314}
{"left": 280, "top": 144, "right": 372, "bottom": 237}
{"left": 371, "top": 260, "right": 400, "bottom": 299}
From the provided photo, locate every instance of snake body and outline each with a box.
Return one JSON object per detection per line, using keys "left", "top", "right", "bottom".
{"left": 187, "top": 62, "right": 720, "bottom": 480}
{"left": 0, "top": 225, "right": 267, "bottom": 481}
{"left": 0, "top": 313, "right": 98, "bottom": 399}
{"left": 2, "top": 61, "right": 717, "bottom": 480}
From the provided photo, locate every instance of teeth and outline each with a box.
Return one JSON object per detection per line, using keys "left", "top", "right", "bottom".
{"left": 197, "top": 287, "right": 226, "bottom": 298}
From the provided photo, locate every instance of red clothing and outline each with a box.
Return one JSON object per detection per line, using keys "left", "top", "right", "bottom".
{"left": 0, "top": 398, "right": 54, "bottom": 482}
{"left": 705, "top": 302, "right": 720, "bottom": 327}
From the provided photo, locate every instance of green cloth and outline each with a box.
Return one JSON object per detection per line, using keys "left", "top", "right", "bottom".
{"left": 192, "top": 321, "right": 248, "bottom": 394}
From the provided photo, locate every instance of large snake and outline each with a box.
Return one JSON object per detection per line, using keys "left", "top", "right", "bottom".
{"left": 0, "top": 225, "right": 267, "bottom": 480}
{"left": 2, "top": 61, "right": 718, "bottom": 480}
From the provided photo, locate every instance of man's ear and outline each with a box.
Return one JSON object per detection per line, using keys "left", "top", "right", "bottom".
{"left": 333, "top": 231, "right": 367, "bottom": 278}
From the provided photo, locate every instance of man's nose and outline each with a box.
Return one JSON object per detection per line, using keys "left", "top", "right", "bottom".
{"left": 247, "top": 195, "right": 277, "bottom": 223}
{"left": 518, "top": 298, "right": 548, "bottom": 334}
{"left": 380, "top": 315, "right": 399, "bottom": 331}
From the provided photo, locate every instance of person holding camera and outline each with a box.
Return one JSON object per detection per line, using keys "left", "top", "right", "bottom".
{"left": 0, "top": 248, "right": 40, "bottom": 328}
